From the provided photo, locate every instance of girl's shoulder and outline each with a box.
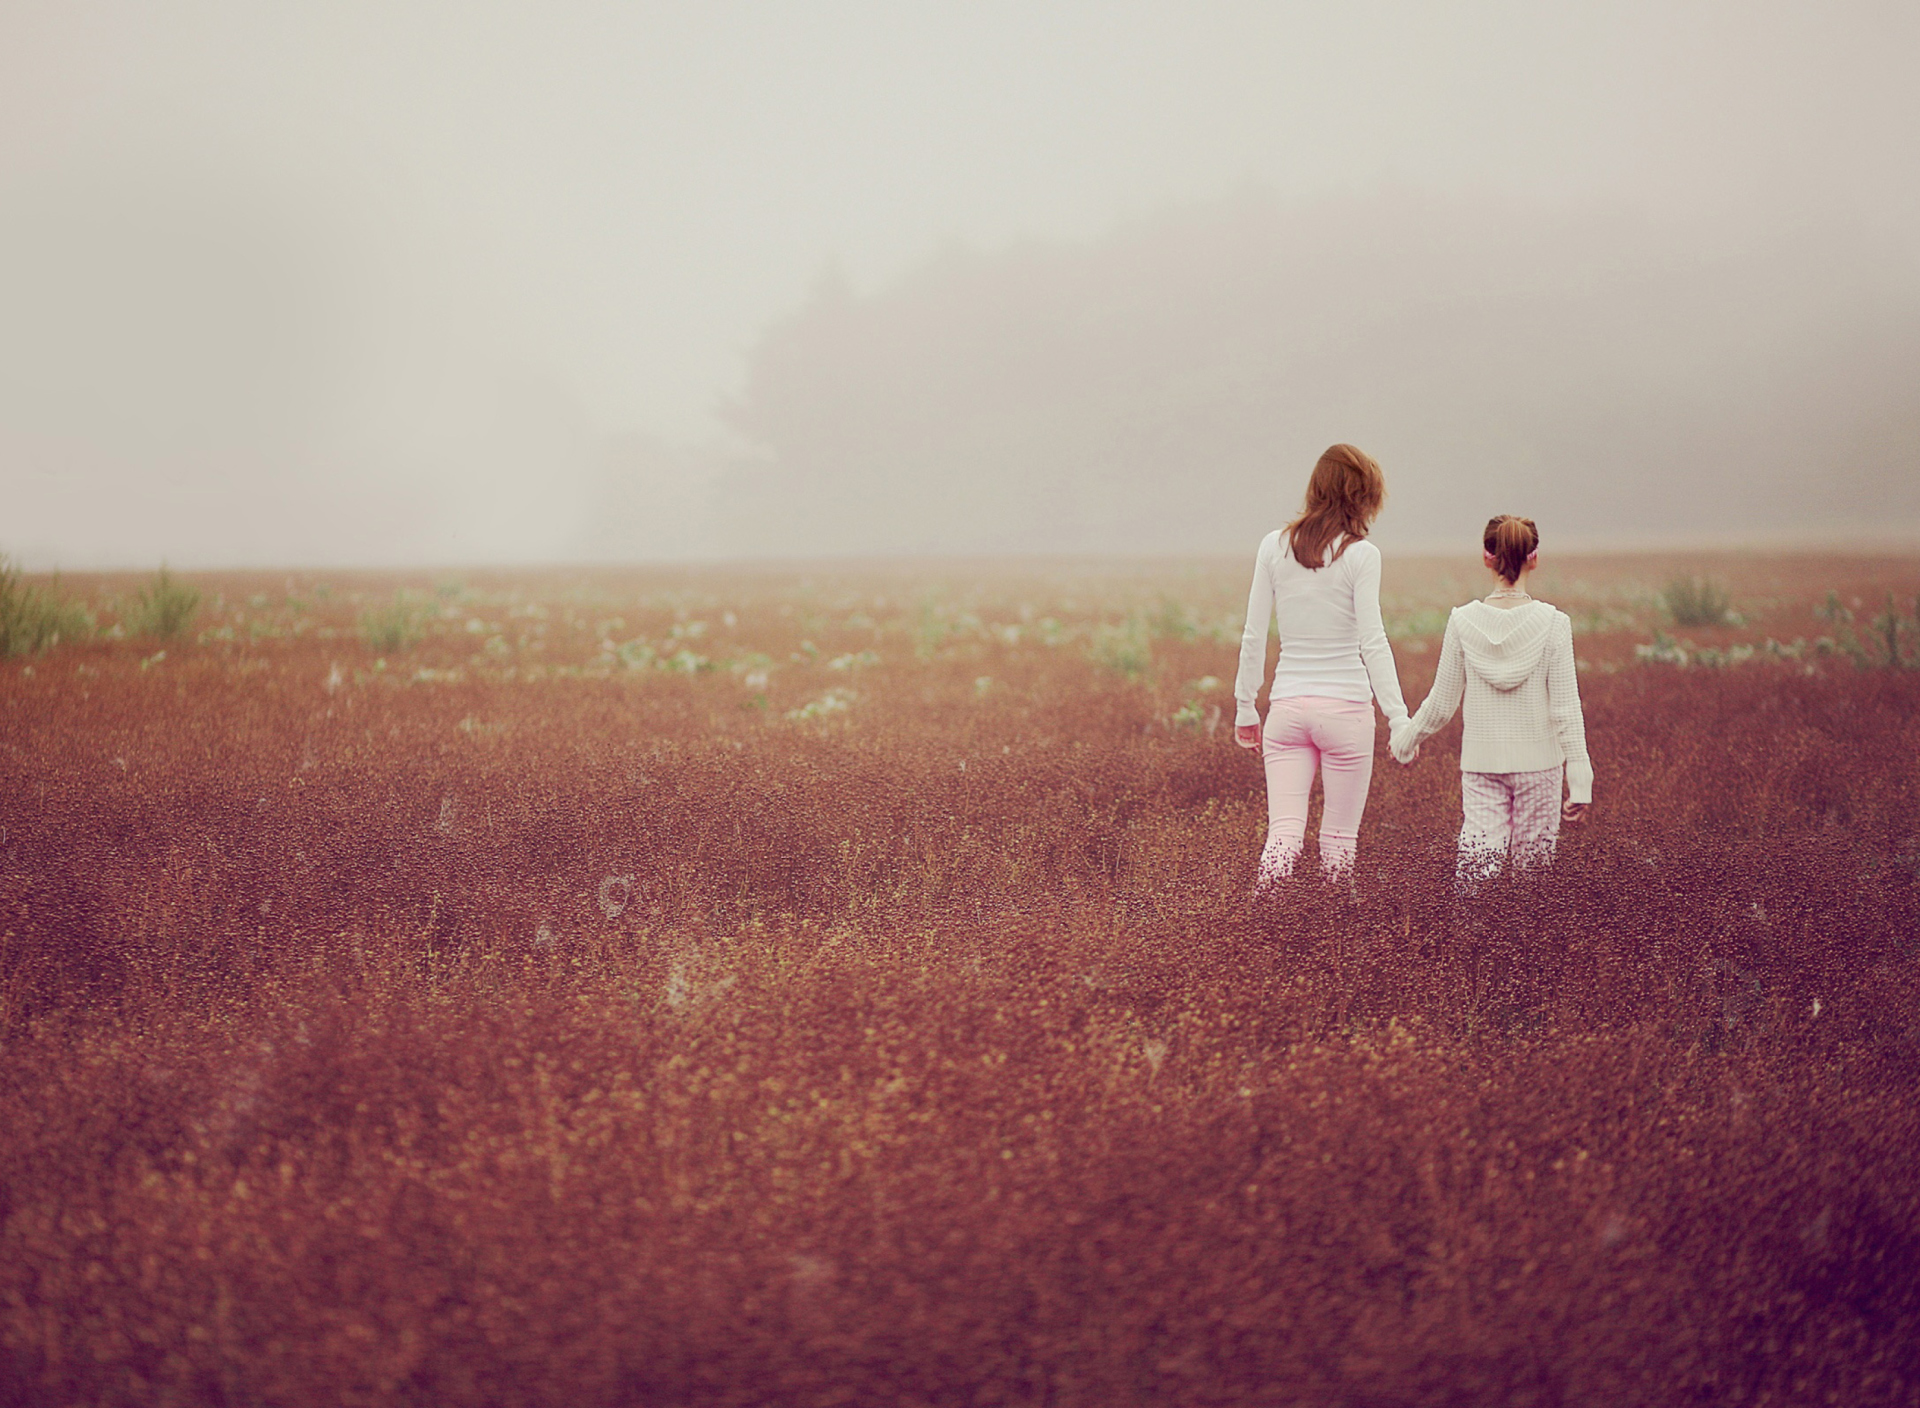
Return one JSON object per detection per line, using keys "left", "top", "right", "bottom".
{"left": 1445, "top": 599, "right": 1567, "bottom": 635}
{"left": 1517, "top": 600, "right": 1576, "bottom": 642}
{"left": 1450, "top": 596, "right": 1561, "bottom": 616}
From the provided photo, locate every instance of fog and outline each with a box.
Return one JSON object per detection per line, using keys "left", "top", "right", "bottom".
{"left": 3, "top": 1, "right": 1916, "bottom": 567}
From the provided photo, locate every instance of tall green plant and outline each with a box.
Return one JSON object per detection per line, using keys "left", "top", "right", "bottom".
{"left": 360, "top": 594, "right": 425, "bottom": 653}
{"left": 1812, "top": 590, "right": 1918, "bottom": 668}
{"left": 1866, "top": 594, "right": 1916, "bottom": 668}
{"left": 130, "top": 566, "right": 201, "bottom": 639}
{"left": 1663, "top": 576, "right": 1732, "bottom": 627}
{"left": 1088, "top": 617, "right": 1153, "bottom": 679}
{"left": 0, "top": 555, "right": 93, "bottom": 657}
{"left": 1147, "top": 597, "right": 1199, "bottom": 642}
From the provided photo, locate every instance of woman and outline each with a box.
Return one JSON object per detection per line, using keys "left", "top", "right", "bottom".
{"left": 1234, "top": 444, "right": 1409, "bottom": 885}
{"left": 1391, "top": 515, "right": 1592, "bottom": 886}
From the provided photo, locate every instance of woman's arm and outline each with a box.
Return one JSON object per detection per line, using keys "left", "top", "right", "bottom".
{"left": 1391, "top": 612, "right": 1466, "bottom": 761}
{"left": 1548, "top": 612, "right": 1593, "bottom": 805}
{"left": 1351, "top": 544, "right": 1408, "bottom": 727}
{"left": 1233, "top": 533, "right": 1278, "bottom": 731}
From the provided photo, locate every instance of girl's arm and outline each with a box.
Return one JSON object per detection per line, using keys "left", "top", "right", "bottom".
{"left": 1548, "top": 612, "right": 1593, "bottom": 804}
{"left": 1351, "top": 545, "right": 1409, "bottom": 727}
{"left": 1233, "top": 533, "right": 1278, "bottom": 730}
{"left": 1391, "top": 611, "right": 1466, "bottom": 761}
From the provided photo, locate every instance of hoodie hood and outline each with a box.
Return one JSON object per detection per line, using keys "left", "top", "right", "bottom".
{"left": 1453, "top": 600, "right": 1557, "bottom": 690}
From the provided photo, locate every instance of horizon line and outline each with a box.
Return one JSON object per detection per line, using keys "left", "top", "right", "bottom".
{"left": 13, "top": 534, "right": 1920, "bottom": 578}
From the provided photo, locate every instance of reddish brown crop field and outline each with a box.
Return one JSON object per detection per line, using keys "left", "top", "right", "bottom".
{"left": 3, "top": 552, "right": 1918, "bottom": 1407}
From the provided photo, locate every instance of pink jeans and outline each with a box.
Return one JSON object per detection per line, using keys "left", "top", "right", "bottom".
{"left": 1259, "top": 696, "right": 1376, "bottom": 883}
{"left": 1457, "top": 766, "right": 1563, "bottom": 887}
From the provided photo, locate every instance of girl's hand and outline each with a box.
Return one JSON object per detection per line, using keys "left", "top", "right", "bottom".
{"left": 1562, "top": 800, "right": 1589, "bottom": 824}
{"left": 1234, "top": 723, "right": 1262, "bottom": 751}
{"left": 1398, "top": 743, "right": 1420, "bottom": 764}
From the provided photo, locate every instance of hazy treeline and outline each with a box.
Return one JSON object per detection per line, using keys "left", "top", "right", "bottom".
{"left": 675, "top": 192, "right": 1920, "bottom": 553}
{"left": 679, "top": 190, "right": 1920, "bottom": 557}
{"left": 8, "top": 180, "right": 1916, "bottom": 566}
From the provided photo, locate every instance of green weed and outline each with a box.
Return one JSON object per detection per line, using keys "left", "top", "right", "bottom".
{"left": 129, "top": 566, "right": 200, "bottom": 640}
{"left": 1663, "top": 576, "right": 1733, "bottom": 627}
{"left": 0, "top": 556, "right": 93, "bottom": 657}
{"left": 1089, "top": 617, "right": 1153, "bottom": 679}
{"left": 1814, "top": 590, "right": 1918, "bottom": 668}
{"left": 1147, "top": 597, "right": 1199, "bottom": 642}
{"left": 360, "top": 594, "right": 425, "bottom": 653}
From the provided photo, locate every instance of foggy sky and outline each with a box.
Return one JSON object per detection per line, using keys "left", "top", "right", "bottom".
{"left": 2, "top": 1, "right": 1916, "bottom": 567}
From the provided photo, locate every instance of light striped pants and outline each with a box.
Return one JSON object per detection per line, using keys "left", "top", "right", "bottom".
{"left": 1457, "top": 766, "right": 1563, "bottom": 887}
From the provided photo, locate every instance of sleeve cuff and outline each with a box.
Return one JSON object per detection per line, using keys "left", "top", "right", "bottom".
{"left": 1235, "top": 704, "right": 1260, "bottom": 728}
{"left": 1565, "top": 763, "right": 1593, "bottom": 804}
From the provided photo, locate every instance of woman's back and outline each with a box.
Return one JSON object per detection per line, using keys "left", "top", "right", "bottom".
{"left": 1270, "top": 532, "right": 1366, "bottom": 667}
{"left": 1234, "top": 529, "right": 1403, "bottom": 712}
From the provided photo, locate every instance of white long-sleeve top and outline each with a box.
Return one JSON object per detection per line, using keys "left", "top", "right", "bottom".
{"left": 1233, "top": 531, "right": 1409, "bottom": 729}
{"left": 1389, "top": 599, "right": 1594, "bottom": 803}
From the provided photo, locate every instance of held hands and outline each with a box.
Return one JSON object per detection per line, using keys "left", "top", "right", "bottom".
{"left": 1388, "top": 720, "right": 1420, "bottom": 765}
{"left": 1562, "top": 799, "right": 1589, "bottom": 824}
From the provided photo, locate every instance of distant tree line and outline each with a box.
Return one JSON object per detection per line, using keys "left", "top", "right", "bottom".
{"left": 700, "top": 190, "right": 1920, "bottom": 557}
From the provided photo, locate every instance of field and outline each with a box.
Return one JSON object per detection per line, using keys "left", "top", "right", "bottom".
{"left": 3, "top": 551, "right": 1918, "bottom": 1407}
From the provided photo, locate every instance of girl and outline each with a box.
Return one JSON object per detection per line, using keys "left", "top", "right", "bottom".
{"left": 1234, "top": 444, "right": 1410, "bottom": 885}
{"left": 1391, "top": 515, "right": 1592, "bottom": 884}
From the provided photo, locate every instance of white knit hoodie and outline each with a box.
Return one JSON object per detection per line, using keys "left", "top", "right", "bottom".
{"left": 1390, "top": 600, "right": 1593, "bottom": 803}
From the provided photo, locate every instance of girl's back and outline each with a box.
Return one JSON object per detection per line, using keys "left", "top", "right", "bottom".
{"left": 1393, "top": 597, "right": 1592, "bottom": 800}
{"left": 1445, "top": 599, "right": 1580, "bottom": 777}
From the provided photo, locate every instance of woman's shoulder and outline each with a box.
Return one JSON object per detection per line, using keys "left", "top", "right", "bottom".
{"left": 1339, "top": 536, "right": 1381, "bottom": 567}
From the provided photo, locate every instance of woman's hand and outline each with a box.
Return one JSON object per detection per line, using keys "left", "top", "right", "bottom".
{"left": 1234, "top": 723, "right": 1262, "bottom": 751}
{"left": 1562, "top": 800, "right": 1589, "bottom": 824}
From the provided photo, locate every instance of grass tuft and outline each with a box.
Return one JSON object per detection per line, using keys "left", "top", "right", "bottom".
{"left": 129, "top": 566, "right": 201, "bottom": 639}
{"left": 0, "top": 555, "right": 93, "bottom": 657}
{"left": 1088, "top": 616, "right": 1153, "bottom": 678}
{"left": 1663, "top": 575, "right": 1732, "bottom": 627}
{"left": 360, "top": 594, "right": 425, "bottom": 653}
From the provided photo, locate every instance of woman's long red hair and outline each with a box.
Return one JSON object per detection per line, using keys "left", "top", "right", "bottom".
{"left": 1286, "top": 444, "right": 1386, "bottom": 569}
